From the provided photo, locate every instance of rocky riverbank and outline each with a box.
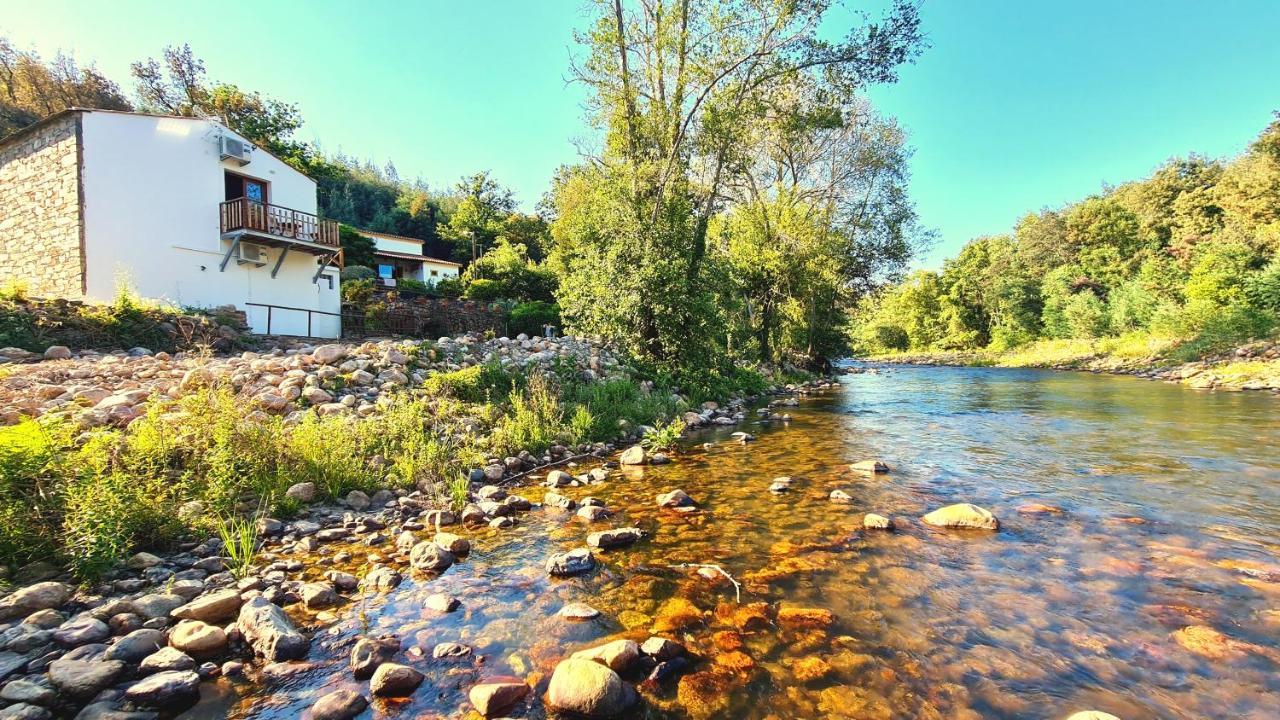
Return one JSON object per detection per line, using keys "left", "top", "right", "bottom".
{"left": 0, "top": 332, "right": 627, "bottom": 427}
{"left": 865, "top": 337, "right": 1280, "bottom": 393}
{"left": 0, "top": 379, "right": 832, "bottom": 719}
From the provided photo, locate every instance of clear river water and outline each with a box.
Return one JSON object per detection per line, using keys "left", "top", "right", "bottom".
{"left": 193, "top": 365, "right": 1280, "bottom": 719}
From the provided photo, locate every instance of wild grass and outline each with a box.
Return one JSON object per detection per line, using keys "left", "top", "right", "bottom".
{"left": 0, "top": 358, "right": 769, "bottom": 579}
{"left": 216, "top": 504, "right": 263, "bottom": 580}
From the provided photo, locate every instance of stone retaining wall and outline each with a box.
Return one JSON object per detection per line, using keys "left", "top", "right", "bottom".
{"left": 0, "top": 113, "right": 84, "bottom": 298}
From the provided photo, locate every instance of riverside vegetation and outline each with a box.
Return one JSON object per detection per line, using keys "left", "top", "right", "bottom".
{"left": 853, "top": 113, "right": 1280, "bottom": 386}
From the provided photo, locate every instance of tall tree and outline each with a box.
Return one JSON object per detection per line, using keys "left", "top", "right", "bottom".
{"left": 554, "top": 0, "right": 925, "bottom": 366}
{"left": 0, "top": 36, "right": 131, "bottom": 136}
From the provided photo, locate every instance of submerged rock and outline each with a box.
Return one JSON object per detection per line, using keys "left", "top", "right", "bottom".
{"left": 829, "top": 489, "right": 853, "bottom": 503}
{"left": 586, "top": 527, "right": 644, "bottom": 549}
{"left": 921, "top": 503, "right": 999, "bottom": 530}
{"left": 862, "top": 513, "right": 894, "bottom": 530}
{"left": 559, "top": 602, "right": 601, "bottom": 620}
{"left": 656, "top": 489, "right": 694, "bottom": 508}
{"left": 850, "top": 459, "right": 890, "bottom": 474}
{"left": 1065, "top": 713, "right": 1121, "bottom": 720}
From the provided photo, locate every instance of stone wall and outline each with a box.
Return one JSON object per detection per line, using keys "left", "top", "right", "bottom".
{"left": 0, "top": 113, "right": 84, "bottom": 298}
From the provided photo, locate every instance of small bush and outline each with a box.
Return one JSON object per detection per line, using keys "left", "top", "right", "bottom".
{"left": 464, "top": 278, "right": 503, "bottom": 301}
{"left": 342, "top": 278, "right": 376, "bottom": 304}
{"left": 642, "top": 418, "right": 686, "bottom": 451}
{"left": 397, "top": 278, "right": 430, "bottom": 295}
{"left": 509, "top": 301, "right": 560, "bottom": 337}
{"left": 341, "top": 265, "right": 377, "bottom": 281}
{"left": 423, "top": 362, "right": 517, "bottom": 404}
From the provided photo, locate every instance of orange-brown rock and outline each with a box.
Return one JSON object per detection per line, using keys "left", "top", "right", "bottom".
{"left": 777, "top": 607, "right": 834, "bottom": 629}
{"left": 713, "top": 650, "right": 756, "bottom": 673}
{"left": 652, "top": 598, "right": 704, "bottom": 633}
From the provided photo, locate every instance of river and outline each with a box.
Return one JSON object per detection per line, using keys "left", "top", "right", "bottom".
{"left": 197, "top": 365, "right": 1280, "bottom": 719}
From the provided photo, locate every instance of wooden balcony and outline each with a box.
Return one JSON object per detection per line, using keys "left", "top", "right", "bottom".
{"left": 219, "top": 198, "right": 340, "bottom": 248}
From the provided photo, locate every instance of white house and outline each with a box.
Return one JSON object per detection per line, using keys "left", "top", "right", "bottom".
{"left": 0, "top": 108, "right": 343, "bottom": 338}
{"left": 358, "top": 229, "right": 461, "bottom": 288}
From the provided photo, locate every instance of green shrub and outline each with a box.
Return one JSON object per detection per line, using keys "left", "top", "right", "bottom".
{"left": 0, "top": 419, "right": 72, "bottom": 566}
{"left": 491, "top": 374, "right": 566, "bottom": 454}
{"left": 509, "top": 301, "right": 560, "bottom": 337}
{"left": 341, "top": 265, "right": 377, "bottom": 281}
{"left": 423, "top": 362, "right": 517, "bottom": 404}
{"left": 464, "top": 278, "right": 503, "bottom": 301}
{"left": 342, "top": 278, "right": 376, "bottom": 304}
{"left": 434, "top": 277, "right": 464, "bottom": 298}
{"left": 1062, "top": 292, "right": 1110, "bottom": 338}
{"left": 642, "top": 418, "right": 686, "bottom": 451}
{"left": 397, "top": 278, "right": 430, "bottom": 294}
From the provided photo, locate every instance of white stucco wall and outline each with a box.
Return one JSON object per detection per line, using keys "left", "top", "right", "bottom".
{"left": 78, "top": 112, "right": 340, "bottom": 337}
{"left": 422, "top": 259, "right": 460, "bottom": 281}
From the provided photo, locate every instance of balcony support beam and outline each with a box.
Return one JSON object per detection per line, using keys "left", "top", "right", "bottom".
{"left": 270, "top": 246, "right": 289, "bottom": 278}
{"left": 219, "top": 236, "right": 241, "bottom": 273}
{"left": 313, "top": 251, "right": 339, "bottom": 284}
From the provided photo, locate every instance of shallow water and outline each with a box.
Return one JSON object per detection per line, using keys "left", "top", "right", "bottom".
{"left": 192, "top": 366, "right": 1280, "bottom": 719}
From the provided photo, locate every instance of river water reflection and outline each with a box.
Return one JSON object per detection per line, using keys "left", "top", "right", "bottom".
{"left": 203, "top": 366, "right": 1280, "bottom": 719}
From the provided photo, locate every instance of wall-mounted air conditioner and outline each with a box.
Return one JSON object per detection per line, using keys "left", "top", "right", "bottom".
{"left": 219, "top": 135, "right": 252, "bottom": 165}
{"left": 237, "top": 243, "right": 269, "bottom": 266}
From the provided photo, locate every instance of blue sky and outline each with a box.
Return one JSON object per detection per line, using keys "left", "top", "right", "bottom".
{"left": 3, "top": 0, "right": 1278, "bottom": 268}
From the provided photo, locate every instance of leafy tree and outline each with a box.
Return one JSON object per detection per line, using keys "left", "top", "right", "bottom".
{"left": 130, "top": 44, "right": 306, "bottom": 159}
{"left": 337, "top": 225, "right": 376, "bottom": 270}
{"left": 554, "top": 0, "right": 924, "bottom": 368}
{"left": 440, "top": 172, "right": 516, "bottom": 262}
{"left": 0, "top": 36, "right": 131, "bottom": 136}
{"left": 462, "top": 239, "right": 557, "bottom": 302}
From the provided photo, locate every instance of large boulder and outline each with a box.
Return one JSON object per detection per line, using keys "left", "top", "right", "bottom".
{"left": 409, "top": 541, "right": 455, "bottom": 573}
{"left": 570, "top": 639, "right": 641, "bottom": 673}
{"left": 47, "top": 658, "right": 125, "bottom": 700}
{"left": 545, "top": 657, "right": 638, "bottom": 717}
{"left": 169, "top": 620, "right": 227, "bottom": 658}
{"left": 619, "top": 445, "right": 646, "bottom": 466}
{"left": 285, "top": 482, "right": 317, "bottom": 503}
{"left": 103, "top": 628, "right": 165, "bottom": 663}
{"left": 546, "top": 548, "right": 596, "bottom": 577}
{"left": 921, "top": 503, "right": 999, "bottom": 530}
{"left": 299, "top": 583, "right": 339, "bottom": 610}
{"left": 171, "top": 589, "right": 241, "bottom": 624}
{"left": 469, "top": 679, "right": 529, "bottom": 718}
{"left": 53, "top": 616, "right": 110, "bottom": 647}
{"left": 237, "top": 596, "right": 309, "bottom": 661}
{"left": 311, "top": 690, "right": 369, "bottom": 720}
{"left": 350, "top": 635, "right": 399, "bottom": 679}
{"left": 312, "top": 344, "right": 347, "bottom": 365}
{"left": 123, "top": 670, "right": 201, "bottom": 708}
{"left": 0, "top": 583, "right": 72, "bottom": 621}
{"left": 370, "top": 663, "right": 424, "bottom": 697}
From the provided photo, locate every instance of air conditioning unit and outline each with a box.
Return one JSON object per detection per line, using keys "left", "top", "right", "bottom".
{"left": 219, "top": 135, "right": 252, "bottom": 165}
{"left": 236, "top": 243, "right": 269, "bottom": 266}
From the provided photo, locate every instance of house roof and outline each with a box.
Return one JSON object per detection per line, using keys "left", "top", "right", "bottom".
{"left": 0, "top": 108, "right": 314, "bottom": 183}
{"left": 373, "top": 248, "right": 462, "bottom": 266}
{"left": 360, "top": 229, "right": 461, "bottom": 267}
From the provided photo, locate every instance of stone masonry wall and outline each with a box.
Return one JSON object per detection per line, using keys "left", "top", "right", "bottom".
{"left": 0, "top": 114, "right": 84, "bottom": 298}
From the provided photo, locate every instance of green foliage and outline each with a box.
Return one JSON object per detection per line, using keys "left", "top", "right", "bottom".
{"left": 854, "top": 112, "right": 1280, "bottom": 358}
{"left": 396, "top": 278, "right": 430, "bottom": 295}
{"left": 463, "top": 279, "right": 503, "bottom": 301}
{"left": 641, "top": 418, "right": 686, "bottom": 452}
{"left": 490, "top": 374, "right": 565, "bottom": 455}
{"left": 462, "top": 239, "right": 558, "bottom": 302}
{"left": 215, "top": 506, "right": 261, "bottom": 580}
{"left": 341, "top": 278, "right": 375, "bottom": 304}
{"left": 423, "top": 362, "right": 517, "bottom": 404}
{"left": 509, "top": 301, "right": 560, "bottom": 336}
{"left": 340, "top": 265, "right": 377, "bottom": 282}
{"left": 338, "top": 225, "right": 377, "bottom": 269}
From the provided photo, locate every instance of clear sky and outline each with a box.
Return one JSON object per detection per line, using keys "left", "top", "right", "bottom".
{"left": 3, "top": 0, "right": 1278, "bottom": 268}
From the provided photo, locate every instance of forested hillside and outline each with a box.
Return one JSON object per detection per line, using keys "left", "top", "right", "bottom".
{"left": 853, "top": 115, "right": 1280, "bottom": 360}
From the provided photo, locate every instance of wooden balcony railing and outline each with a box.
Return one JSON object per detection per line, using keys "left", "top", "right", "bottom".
{"left": 219, "top": 198, "right": 340, "bottom": 247}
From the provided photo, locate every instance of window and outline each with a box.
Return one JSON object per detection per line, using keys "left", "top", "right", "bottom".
{"left": 225, "top": 171, "right": 269, "bottom": 203}
{"left": 430, "top": 270, "right": 439, "bottom": 277}
{"left": 378, "top": 264, "right": 394, "bottom": 279}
